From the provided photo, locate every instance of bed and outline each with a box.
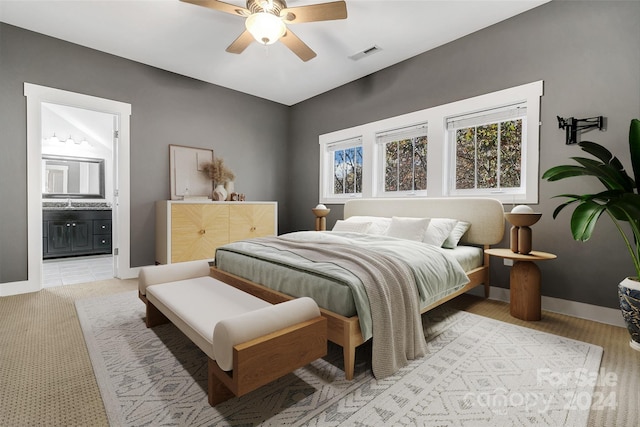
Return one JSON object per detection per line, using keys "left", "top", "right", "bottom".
{"left": 211, "top": 197, "right": 505, "bottom": 380}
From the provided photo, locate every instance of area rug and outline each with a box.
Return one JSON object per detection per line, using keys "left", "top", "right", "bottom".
{"left": 76, "top": 291, "right": 603, "bottom": 426}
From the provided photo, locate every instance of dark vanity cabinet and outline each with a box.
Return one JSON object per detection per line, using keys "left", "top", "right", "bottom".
{"left": 93, "top": 219, "right": 112, "bottom": 253}
{"left": 43, "top": 210, "right": 112, "bottom": 259}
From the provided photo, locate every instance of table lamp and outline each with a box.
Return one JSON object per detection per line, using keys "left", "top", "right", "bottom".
{"left": 504, "top": 205, "right": 542, "bottom": 254}
{"left": 312, "top": 204, "right": 330, "bottom": 231}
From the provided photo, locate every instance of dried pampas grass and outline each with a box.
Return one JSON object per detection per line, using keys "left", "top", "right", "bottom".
{"left": 202, "top": 158, "right": 235, "bottom": 185}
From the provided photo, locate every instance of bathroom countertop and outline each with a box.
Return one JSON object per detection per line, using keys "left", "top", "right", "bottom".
{"left": 42, "top": 202, "right": 112, "bottom": 211}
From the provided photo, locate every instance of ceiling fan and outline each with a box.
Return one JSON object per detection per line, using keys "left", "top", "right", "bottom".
{"left": 181, "top": 0, "right": 348, "bottom": 62}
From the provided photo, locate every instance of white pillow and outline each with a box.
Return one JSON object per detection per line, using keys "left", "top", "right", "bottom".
{"left": 442, "top": 221, "right": 471, "bottom": 249}
{"left": 423, "top": 218, "right": 458, "bottom": 246}
{"left": 386, "top": 217, "right": 431, "bottom": 242}
{"left": 345, "top": 216, "right": 391, "bottom": 235}
{"left": 332, "top": 220, "right": 372, "bottom": 234}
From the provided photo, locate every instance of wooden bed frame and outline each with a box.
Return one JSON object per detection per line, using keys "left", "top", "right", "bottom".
{"left": 211, "top": 197, "right": 505, "bottom": 380}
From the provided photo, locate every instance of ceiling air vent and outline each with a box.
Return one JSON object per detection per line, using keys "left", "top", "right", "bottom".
{"left": 349, "top": 45, "right": 382, "bottom": 61}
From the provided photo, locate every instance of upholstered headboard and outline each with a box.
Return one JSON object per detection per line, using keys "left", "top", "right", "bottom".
{"left": 344, "top": 198, "right": 505, "bottom": 246}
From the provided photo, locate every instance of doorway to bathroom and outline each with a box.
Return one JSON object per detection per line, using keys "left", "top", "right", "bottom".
{"left": 21, "top": 83, "right": 133, "bottom": 295}
{"left": 41, "top": 103, "right": 116, "bottom": 287}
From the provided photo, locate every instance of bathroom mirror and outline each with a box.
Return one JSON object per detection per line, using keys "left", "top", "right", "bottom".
{"left": 42, "top": 155, "right": 105, "bottom": 199}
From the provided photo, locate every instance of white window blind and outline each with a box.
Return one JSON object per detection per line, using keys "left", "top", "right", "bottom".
{"left": 376, "top": 123, "right": 428, "bottom": 144}
{"left": 328, "top": 136, "right": 362, "bottom": 151}
{"left": 446, "top": 103, "right": 526, "bottom": 130}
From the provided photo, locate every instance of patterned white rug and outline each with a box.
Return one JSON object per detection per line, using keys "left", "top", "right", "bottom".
{"left": 76, "top": 291, "right": 603, "bottom": 426}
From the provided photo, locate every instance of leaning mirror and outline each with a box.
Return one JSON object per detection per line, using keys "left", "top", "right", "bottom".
{"left": 42, "top": 155, "right": 105, "bottom": 199}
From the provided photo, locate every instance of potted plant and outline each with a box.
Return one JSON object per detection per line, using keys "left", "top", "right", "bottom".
{"left": 542, "top": 118, "right": 640, "bottom": 350}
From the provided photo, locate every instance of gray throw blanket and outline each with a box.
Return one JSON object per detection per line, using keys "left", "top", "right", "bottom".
{"left": 251, "top": 236, "right": 428, "bottom": 379}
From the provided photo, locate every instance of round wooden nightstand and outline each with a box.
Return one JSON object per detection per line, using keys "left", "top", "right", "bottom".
{"left": 485, "top": 248, "right": 557, "bottom": 321}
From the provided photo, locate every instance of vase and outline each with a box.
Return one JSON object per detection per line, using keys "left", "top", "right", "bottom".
{"left": 224, "top": 181, "right": 234, "bottom": 201}
{"left": 213, "top": 184, "right": 227, "bottom": 201}
{"left": 618, "top": 277, "right": 640, "bottom": 351}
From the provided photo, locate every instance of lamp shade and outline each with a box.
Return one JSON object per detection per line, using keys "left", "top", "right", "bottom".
{"left": 245, "top": 12, "right": 286, "bottom": 45}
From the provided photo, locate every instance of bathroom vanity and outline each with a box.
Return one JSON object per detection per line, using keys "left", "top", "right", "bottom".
{"left": 42, "top": 205, "right": 112, "bottom": 259}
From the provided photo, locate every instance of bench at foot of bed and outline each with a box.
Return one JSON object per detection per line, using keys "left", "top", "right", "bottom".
{"left": 138, "top": 260, "right": 327, "bottom": 406}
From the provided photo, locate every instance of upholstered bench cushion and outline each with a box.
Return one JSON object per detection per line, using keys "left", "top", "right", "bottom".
{"left": 146, "top": 276, "right": 271, "bottom": 360}
{"left": 139, "top": 260, "right": 210, "bottom": 296}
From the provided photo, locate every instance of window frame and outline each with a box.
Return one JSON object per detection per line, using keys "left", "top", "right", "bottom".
{"left": 318, "top": 81, "right": 543, "bottom": 205}
{"left": 328, "top": 137, "right": 364, "bottom": 198}
{"left": 319, "top": 135, "right": 365, "bottom": 202}
{"left": 445, "top": 102, "right": 527, "bottom": 198}
{"left": 375, "top": 123, "right": 429, "bottom": 198}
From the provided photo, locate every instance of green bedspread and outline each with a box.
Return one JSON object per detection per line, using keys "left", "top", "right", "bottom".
{"left": 215, "top": 231, "right": 470, "bottom": 341}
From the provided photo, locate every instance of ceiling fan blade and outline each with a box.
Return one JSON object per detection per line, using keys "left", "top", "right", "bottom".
{"left": 280, "top": 1, "right": 347, "bottom": 24}
{"left": 226, "top": 30, "right": 254, "bottom": 54}
{"left": 280, "top": 29, "right": 317, "bottom": 62}
{"left": 180, "top": 0, "right": 249, "bottom": 17}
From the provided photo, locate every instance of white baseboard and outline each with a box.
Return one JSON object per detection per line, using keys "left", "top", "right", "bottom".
{"left": 0, "top": 279, "right": 39, "bottom": 297}
{"left": 467, "top": 285, "right": 626, "bottom": 328}
{"left": 117, "top": 266, "right": 140, "bottom": 280}
{"left": 1, "top": 266, "right": 141, "bottom": 297}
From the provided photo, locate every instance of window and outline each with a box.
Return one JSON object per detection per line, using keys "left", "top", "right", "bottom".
{"left": 447, "top": 103, "right": 526, "bottom": 196}
{"left": 376, "top": 124, "right": 428, "bottom": 195}
{"left": 333, "top": 144, "right": 363, "bottom": 195}
{"left": 321, "top": 137, "right": 363, "bottom": 200}
{"left": 318, "top": 81, "right": 542, "bottom": 204}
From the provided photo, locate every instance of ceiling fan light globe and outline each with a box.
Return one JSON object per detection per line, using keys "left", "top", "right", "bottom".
{"left": 245, "top": 12, "right": 286, "bottom": 45}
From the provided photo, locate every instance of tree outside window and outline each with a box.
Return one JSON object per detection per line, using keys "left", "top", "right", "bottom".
{"left": 333, "top": 146, "right": 363, "bottom": 195}
{"left": 384, "top": 136, "right": 428, "bottom": 192}
{"left": 455, "top": 119, "right": 522, "bottom": 191}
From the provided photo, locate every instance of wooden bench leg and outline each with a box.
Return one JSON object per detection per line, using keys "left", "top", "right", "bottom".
{"left": 208, "top": 359, "right": 235, "bottom": 406}
{"left": 145, "top": 301, "right": 169, "bottom": 328}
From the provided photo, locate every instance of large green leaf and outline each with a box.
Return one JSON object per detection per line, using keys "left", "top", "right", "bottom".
{"left": 571, "top": 157, "right": 631, "bottom": 190}
{"left": 571, "top": 201, "right": 606, "bottom": 241}
{"left": 544, "top": 141, "right": 635, "bottom": 191}
{"left": 542, "top": 165, "right": 591, "bottom": 181}
{"left": 550, "top": 195, "right": 581, "bottom": 219}
{"left": 580, "top": 141, "right": 628, "bottom": 175}
{"left": 630, "top": 119, "right": 640, "bottom": 193}
{"left": 608, "top": 193, "right": 640, "bottom": 221}
{"left": 579, "top": 141, "right": 613, "bottom": 164}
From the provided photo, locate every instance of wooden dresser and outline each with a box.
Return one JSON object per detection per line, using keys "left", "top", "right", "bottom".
{"left": 155, "top": 200, "right": 277, "bottom": 264}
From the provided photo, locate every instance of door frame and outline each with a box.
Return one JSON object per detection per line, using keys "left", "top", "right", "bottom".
{"left": 1, "top": 83, "right": 133, "bottom": 295}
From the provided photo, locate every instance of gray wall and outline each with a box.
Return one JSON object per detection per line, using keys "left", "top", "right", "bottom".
{"left": 2, "top": 1, "right": 639, "bottom": 311}
{"left": 288, "top": 1, "right": 640, "bottom": 309}
{"left": 0, "top": 23, "right": 290, "bottom": 282}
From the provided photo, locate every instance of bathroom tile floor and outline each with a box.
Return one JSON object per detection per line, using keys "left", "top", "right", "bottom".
{"left": 43, "top": 255, "right": 114, "bottom": 288}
